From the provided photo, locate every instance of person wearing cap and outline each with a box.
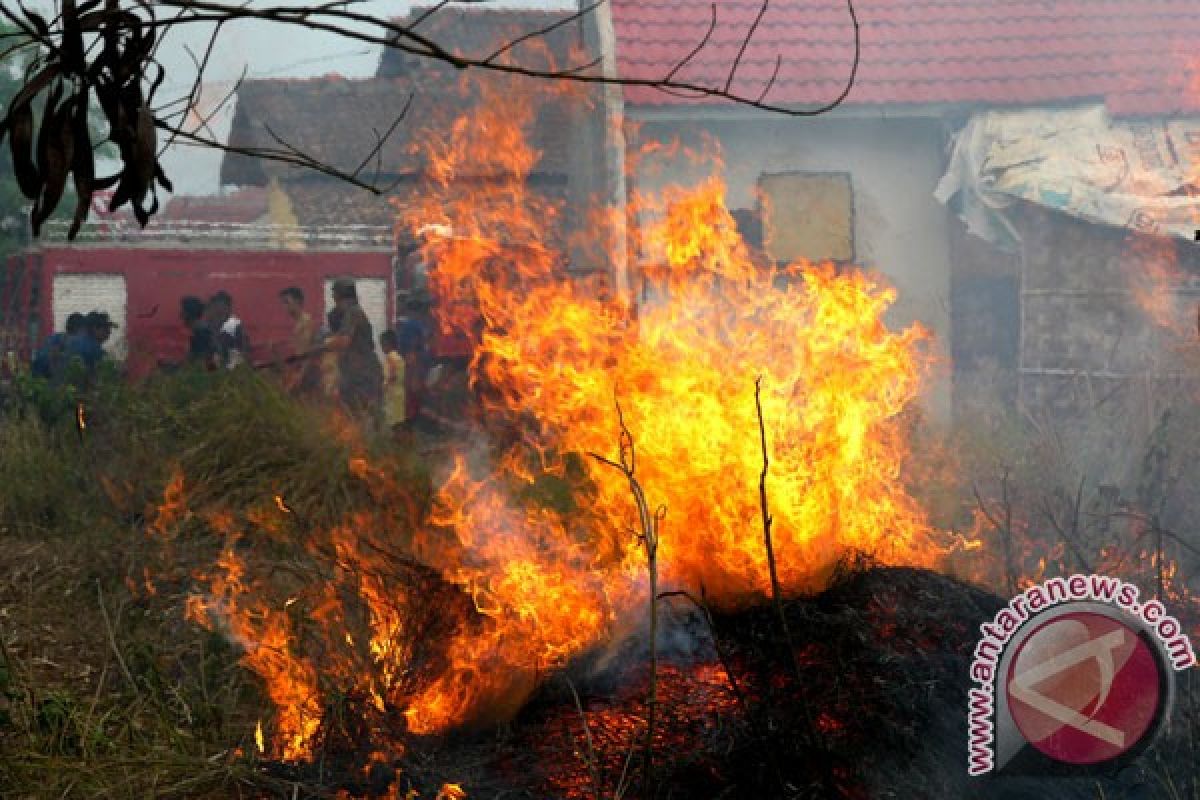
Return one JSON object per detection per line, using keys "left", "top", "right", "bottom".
{"left": 68, "top": 311, "right": 115, "bottom": 367}
{"left": 325, "top": 278, "right": 383, "bottom": 419}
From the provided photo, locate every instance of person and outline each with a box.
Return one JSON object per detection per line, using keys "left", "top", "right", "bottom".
{"left": 182, "top": 296, "right": 216, "bottom": 367}
{"left": 380, "top": 329, "right": 407, "bottom": 436}
{"left": 325, "top": 278, "right": 383, "bottom": 418}
{"left": 279, "top": 287, "right": 316, "bottom": 353}
{"left": 207, "top": 290, "right": 247, "bottom": 369}
{"left": 158, "top": 297, "right": 215, "bottom": 371}
{"left": 278, "top": 286, "right": 320, "bottom": 395}
{"left": 66, "top": 311, "right": 117, "bottom": 386}
{"left": 319, "top": 308, "right": 342, "bottom": 400}
{"left": 396, "top": 293, "right": 431, "bottom": 426}
{"left": 31, "top": 312, "right": 85, "bottom": 381}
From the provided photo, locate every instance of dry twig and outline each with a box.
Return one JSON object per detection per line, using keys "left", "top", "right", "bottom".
{"left": 588, "top": 397, "right": 665, "bottom": 795}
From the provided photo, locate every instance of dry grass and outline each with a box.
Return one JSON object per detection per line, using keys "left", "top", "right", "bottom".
{"left": 0, "top": 368, "right": 431, "bottom": 799}
{"left": 3, "top": 363, "right": 1200, "bottom": 798}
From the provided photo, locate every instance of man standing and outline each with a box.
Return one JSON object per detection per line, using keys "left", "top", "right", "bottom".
{"left": 278, "top": 287, "right": 320, "bottom": 395}
{"left": 324, "top": 278, "right": 383, "bottom": 418}
{"left": 182, "top": 296, "right": 216, "bottom": 367}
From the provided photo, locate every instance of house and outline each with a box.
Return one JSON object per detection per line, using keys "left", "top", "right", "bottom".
{"left": 219, "top": 8, "right": 613, "bottom": 291}
{"left": 2, "top": 8, "right": 616, "bottom": 381}
{"left": 606, "top": 0, "right": 1200, "bottom": 424}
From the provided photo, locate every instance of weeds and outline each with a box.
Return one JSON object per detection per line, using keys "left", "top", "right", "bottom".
{"left": 0, "top": 368, "right": 430, "bottom": 798}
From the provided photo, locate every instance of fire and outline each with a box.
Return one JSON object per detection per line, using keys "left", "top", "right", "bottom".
{"left": 404, "top": 457, "right": 622, "bottom": 733}
{"left": 393, "top": 72, "right": 941, "bottom": 731}
{"left": 185, "top": 519, "right": 322, "bottom": 761}
{"left": 155, "top": 68, "right": 944, "bottom": 761}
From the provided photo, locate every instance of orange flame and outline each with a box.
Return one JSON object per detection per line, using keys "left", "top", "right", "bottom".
{"left": 393, "top": 73, "right": 941, "bottom": 731}
{"left": 185, "top": 524, "right": 322, "bottom": 761}
{"left": 162, "top": 68, "right": 947, "bottom": 757}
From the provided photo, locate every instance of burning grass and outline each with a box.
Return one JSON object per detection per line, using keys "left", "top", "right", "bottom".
{"left": 2, "top": 341, "right": 1200, "bottom": 798}
{"left": 3, "top": 70, "right": 1200, "bottom": 799}
{"left": 0, "top": 369, "right": 439, "bottom": 798}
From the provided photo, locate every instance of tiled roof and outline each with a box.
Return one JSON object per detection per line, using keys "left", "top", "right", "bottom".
{"left": 611, "top": 0, "right": 1200, "bottom": 115}
{"left": 161, "top": 188, "right": 268, "bottom": 223}
{"left": 378, "top": 8, "right": 586, "bottom": 77}
{"left": 221, "top": 8, "right": 597, "bottom": 188}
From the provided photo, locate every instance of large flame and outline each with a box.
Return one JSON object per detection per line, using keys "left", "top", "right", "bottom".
{"left": 394, "top": 74, "right": 941, "bottom": 731}
{"left": 164, "top": 70, "right": 945, "bottom": 759}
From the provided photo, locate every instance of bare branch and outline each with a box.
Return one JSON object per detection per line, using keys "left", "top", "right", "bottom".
{"left": 350, "top": 93, "right": 414, "bottom": 179}
{"left": 2, "top": 0, "right": 862, "bottom": 233}
{"left": 120, "top": 0, "right": 862, "bottom": 116}
{"left": 756, "top": 55, "right": 782, "bottom": 105}
{"left": 484, "top": 0, "right": 605, "bottom": 66}
{"left": 154, "top": 119, "right": 394, "bottom": 195}
{"left": 755, "top": 376, "right": 798, "bottom": 675}
{"left": 406, "top": 0, "right": 458, "bottom": 32}
{"left": 664, "top": 3, "right": 718, "bottom": 86}
{"left": 158, "top": 19, "right": 227, "bottom": 155}
{"left": 726, "top": 0, "right": 769, "bottom": 93}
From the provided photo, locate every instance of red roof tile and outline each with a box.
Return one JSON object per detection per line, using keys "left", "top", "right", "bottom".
{"left": 611, "top": 0, "right": 1200, "bottom": 114}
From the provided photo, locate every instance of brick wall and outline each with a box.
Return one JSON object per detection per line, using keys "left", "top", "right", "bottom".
{"left": 1015, "top": 205, "right": 1200, "bottom": 422}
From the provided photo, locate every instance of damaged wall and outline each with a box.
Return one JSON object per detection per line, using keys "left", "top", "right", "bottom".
{"left": 1015, "top": 205, "right": 1200, "bottom": 441}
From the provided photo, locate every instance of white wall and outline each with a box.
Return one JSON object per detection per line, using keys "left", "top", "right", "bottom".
{"left": 51, "top": 273, "right": 128, "bottom": 360}
{"left": 323, "top": 277, "right": 388, "bottom": 365}
{"left": 629, "top": 115, "right": 953, "bottom": 421}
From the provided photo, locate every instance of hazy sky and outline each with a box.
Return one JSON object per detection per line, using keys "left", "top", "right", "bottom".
{"left": 29, "top": 1, "right": 575, "bottom": 194}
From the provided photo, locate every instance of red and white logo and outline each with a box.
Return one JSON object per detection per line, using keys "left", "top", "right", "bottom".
{"left": 1005, "top": 611, "right": 1162, "bottom": 765}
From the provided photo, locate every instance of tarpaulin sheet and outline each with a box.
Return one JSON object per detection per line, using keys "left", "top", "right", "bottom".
{"left": 935, "top": 105, "right": 1200, "bottom": 251}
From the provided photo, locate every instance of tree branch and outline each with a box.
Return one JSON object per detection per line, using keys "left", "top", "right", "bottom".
{"left": 100, "top": 0, "right": 862, "bottom": 116}
{"left": 3, "top": 0, "right": 861, "bottom": 233}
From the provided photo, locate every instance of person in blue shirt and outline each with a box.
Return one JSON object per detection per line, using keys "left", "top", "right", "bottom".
{"left": 66, "top": 312, "right": 117, "bottom": 383}
{"left": 31, "top": 313, "right": 85, "bottom": 381}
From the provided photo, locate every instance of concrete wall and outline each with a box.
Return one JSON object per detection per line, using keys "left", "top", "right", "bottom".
{"left": 628, "top": 115, "right": 954, "bottom": 420}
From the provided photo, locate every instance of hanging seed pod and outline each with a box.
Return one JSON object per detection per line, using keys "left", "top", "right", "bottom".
{"left": 3, "top": 1, "right": 174, "bottom": 238}
{"left": 69, "top": 93, "right": 96, "bottom": 239}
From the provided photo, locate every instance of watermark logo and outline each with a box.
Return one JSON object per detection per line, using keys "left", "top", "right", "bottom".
{"left": 967, "top": 575, "right": 1196, "bottom": 776}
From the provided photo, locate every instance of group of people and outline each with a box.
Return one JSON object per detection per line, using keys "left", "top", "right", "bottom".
{"left": 31, "top": 310, "right": 119, "bottom": 385}
{"left": 175, "top": 279, "right": 425, "bottom": 435}
{"left": 28, "top": 280, "right": 425, "bottom": 435}
{"left": 176, "top": 290, "right": 248, "bottom": 370}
